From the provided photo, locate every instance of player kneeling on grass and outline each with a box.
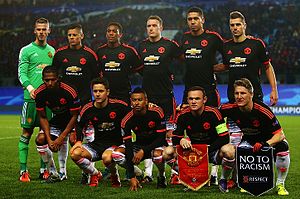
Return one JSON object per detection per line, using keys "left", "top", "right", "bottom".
{"left": 70, "top": 77, "right": 130, "bottom": 187}
{"left": 220, "top": 78, "right": 290, "bottom": 196}
{"left": 35, "top": 65, "right": 81, "bottom": 182}
{"left": 165, "top": 86, "right": 235, "bottom": 192}
{"left": 112, "top": 88, "right": 168, "bottom": 191}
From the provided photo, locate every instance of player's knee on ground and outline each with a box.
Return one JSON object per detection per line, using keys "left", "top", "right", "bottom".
{"left": 112, "top": 150, "right": 126, "bottom": 165}
{"left": 152, "top": 149, "right": 163, "bottom": 164}
{"left": 102, "top": 150, "right": 113, "bottom": 166}
{"left": 220, "top": 144, "right": 235, "bottom": 159}
{"left": 162, "top": 146, "right": 175, "bottom": 161}
{"left": 70, "top": 147, "right": 83, "bottom": 161}
{"left": 69, "top": 131, "right": 77, "bottom": 146}
{"left": 35, "top": 133, "right": 47, "bottom": 146}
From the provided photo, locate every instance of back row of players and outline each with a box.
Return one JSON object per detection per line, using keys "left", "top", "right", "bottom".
{"left": 17, "top": 7, "right": 289, "bottom": 195}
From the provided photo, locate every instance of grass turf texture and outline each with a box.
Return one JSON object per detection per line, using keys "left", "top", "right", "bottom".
{"left": 0, "top": 115, "right": 299, "bottom": 198}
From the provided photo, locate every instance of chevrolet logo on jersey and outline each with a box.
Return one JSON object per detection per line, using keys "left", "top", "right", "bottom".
{"left": 105, "top": 61, "right": 120, "bottom": 68}
{"left": 230, "top": 57, "right": 246, "bottom": 64}
{"left": 66, "top": 66, "right": 82, "bottom": 72}
{"left": 186, "top": 48, "right": 201, "bottom": 55}
{"left": 144, "top": 55, "right": 159, "bottom": 62}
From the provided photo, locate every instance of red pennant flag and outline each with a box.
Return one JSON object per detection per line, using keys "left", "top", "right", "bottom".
{"left": 177, "top": 144, "right": 209, "bottom": 191}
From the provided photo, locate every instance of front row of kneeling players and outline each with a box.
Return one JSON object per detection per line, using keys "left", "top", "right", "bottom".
{"left": 35, "top": 66, "right": 289, "bottom": 195}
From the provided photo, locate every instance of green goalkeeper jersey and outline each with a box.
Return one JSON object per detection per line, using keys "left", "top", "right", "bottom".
{"left": 18, "top": 42, "right": 55, "bottom": 101}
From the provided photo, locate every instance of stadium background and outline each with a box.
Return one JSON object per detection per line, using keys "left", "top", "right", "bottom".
{"left": 0, "top": 0, "right": 300, "bottom": 114}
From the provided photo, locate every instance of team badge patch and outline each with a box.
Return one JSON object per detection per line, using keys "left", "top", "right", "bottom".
{"left": 80, "top": 58, "right": 87, "bottom": 65}
{"left": 177, "top": 144, "right": 209, "bottom": 191}
{"left": 48, "top": 52, "right": 53, "bottom": 58}
{"left": 237, "top": 146, "right": 274, "bottom": 196}
{"left": 244, "top": 47, "right": 251, "bottom": 55}
{"left": 158, "top": 47, "right": 165, "bottom": 54}
{"left": 201, "top": 40, "right": 208, "bottom": 47}
{"left": 118, "top": 53, "right": 125, "bottom": 60}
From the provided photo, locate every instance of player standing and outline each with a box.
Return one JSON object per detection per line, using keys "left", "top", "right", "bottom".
{"left": 17, "top": 17, "right": 55, "bottom": 182}
{"left": 97, "top": 22, "right": 143, "bottom": 104}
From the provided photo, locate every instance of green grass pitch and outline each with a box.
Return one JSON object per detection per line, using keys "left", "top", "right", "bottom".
{"left": 0, "top": 115, "right": 299, "bottom": 198}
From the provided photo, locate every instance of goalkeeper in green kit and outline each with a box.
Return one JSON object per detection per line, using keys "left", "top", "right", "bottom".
{"left": 17, "top": 17, "right": 55, "bottom": 182}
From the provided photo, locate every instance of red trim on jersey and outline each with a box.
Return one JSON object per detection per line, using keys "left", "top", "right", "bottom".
{"left": 60, "top": 82, "right": 78, "bottom": 99}
{"left": 109, "top": 98, "right": 128, "bottom": 106}
{"left": 253, "top": 103, "right": 274, "bottom": 119}
{"left": 183, "top": 31, "right": 192, "bottom": 35}
{"left": 83, "top": 46, "right": 98, "bottom": 61}
{"left": 246, "top": 35, "right": 266, "bottom": 48}
{"left": 80, "top": 102, "right": 93, "bottom": 116}
{"left": 35, "top": 84, "right": 47, "bottom": 95}
{"left": 121, "top": 110, "right": 134, "bottom": 128}
{"left": 55, "top": 45, "right": 69, "bottom": 53}
{"left": 175, "top": 108, "right": 191, "bottom": 122}
{"left": 221, "top": 103, "right": 238, "bottom": 109}
{"left": 133, "top": 65, "right": 144, "bottom": 72}
{"left": 215, "top": 89, "right": 221, "bottom": 107}
{"left": 168, "top": 96, "right": 177, "bottom": 122}
{"left": 204, "top": 106, "right": 223, "bottom": 120}
{"left": 148, "top": 106, "right": 164, "bottom": 119}
{"left": 276, "top": 151, "right": 289, "bottom": 156}
{"left": 162, "top": 37, "right": 179, "bottom": 47}
{"left": 156, "top": 129, "right": 166, "bottom": 133}
{"left": 97, "top": 43, "right": 108, "bottom": 50}
{"left": 219, "top": 132, "right": 229, "bottom": 136}
{"left": 123, "top": 135, "right": 132, "bottom": 140}
{"left": 263, "top": 59, "right": 271, "bottom": 66}
{"left": 224, "top": 38, "right": 233, "bottom": 43}
{"left": 122, "top": 43, "right": 140, "bottom": 57}
{"left": 70, "top": 107, "right": 81, "bottom": 111}
{"left": 36, "top": 107, "right": 44, "bottom": 111}
{"left": 272, "top": 128, "right": 283, "bottom": 135}
{"left": 205, "top": 30, "right": 224, "bottom": 41}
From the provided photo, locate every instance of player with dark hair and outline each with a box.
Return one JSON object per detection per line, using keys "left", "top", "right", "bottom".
{"left": 97, "top": 22, "right": 143, "bottom": 104}
{"left": 220, "top": 78, "right": 289, "bottom": 196}
{"left": 52, "top": 23, "right": 99, "bottom": 106}
{"left": 215, "top": 11, "right": 278, "bottom": 105}
{"left": 180, "top": 6, "right": 223, "bottom": 108}
{"left": 170, "top": 86, "right": 235, "bottom": 193}
{"left": 112, "top": 87, "right": 168, "bottom": 191}
{"left": 70, "top": 77, "right": 131, "bottom": 187}
{"left": 17, "top": 17, "right": 55, "bottom": 182}
{"left": 35, "top": 65, "right": 81, "bottom": 182}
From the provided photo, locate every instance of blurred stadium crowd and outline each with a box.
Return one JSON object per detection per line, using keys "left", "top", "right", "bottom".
{"left": 0, "top": 0, "right": 299, "bottom": 86}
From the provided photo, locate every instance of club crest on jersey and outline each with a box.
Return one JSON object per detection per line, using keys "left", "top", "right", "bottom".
{"left": 80, "top": 58, "right": 87, "bottom": 65}
{"left": 118, "top": 53, "right": 125, "bottom": 60}
{"left": 148, "top": 121, "right": 155, "bottom": 128}
{"left": 109, "top": 111, "right": 116, "bottom": 119}
{"left": 252, "top": 120, "right": 260, "bottom": 127}
{"left": 158, "top": 47, "right": 165, "bottom": 54}
{"left": 203, "top": 122, "right": 210, "bottom": 130}
{"left": 244, "top": 47, "right": 251, "bottom": 55}
{"left": 60, "top": 98, "right": 67, "bottom": 105}
{"left": 48, "top": 51, "right": 53, "bottom": 58}
{"left": 201, "top": 40, "right": 208, "bottom": 47}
